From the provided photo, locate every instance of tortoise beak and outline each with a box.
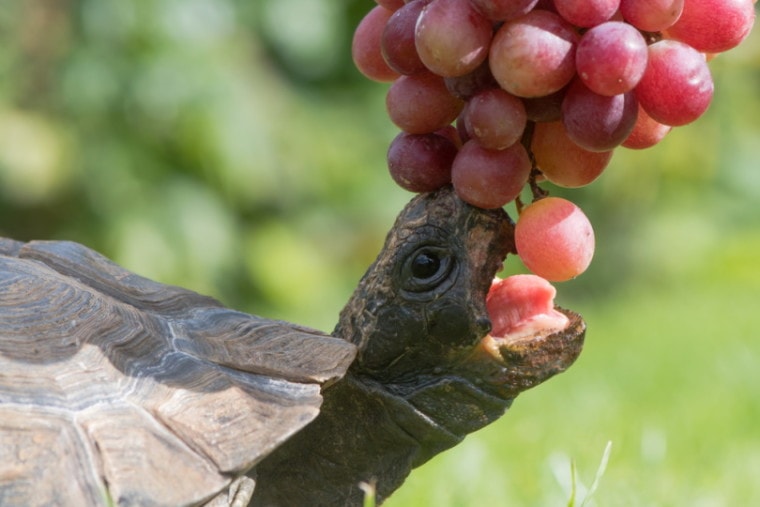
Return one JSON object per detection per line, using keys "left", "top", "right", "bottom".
{"left": 456, "top": 307, "right": 585, "bottom": 399}
{"left": 476, "top": 308, "right": 585, "bottom": 396}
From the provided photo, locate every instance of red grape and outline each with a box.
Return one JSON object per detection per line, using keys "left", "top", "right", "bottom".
{"left": 444, "top": 59, "right": 499, "bottom": 100}
{"left": 352, "top": 6, "right": 401, "bottom": 82}
{"left": 523, "top": 87, "right": 567, "bottom": 122}
{"left": 469, "top": 0, "right": 540, "bottom": 21}
{"left": 622, "top": 103, "right": 672, "bottom": 149}
{"left": 576, "top": 22, "right": 649, "bottom": 97}
{"left": 456, "top": 113, "right": 472, "bottom": 145}
{"left": 387, "top": 132, "right": 458, "bottom": 192}
{"left": 515, "top": 197, "right": 595, "bottom": 282}
{"left": 386, "top": 72, "right": 465, "bottom": 133}
{"left": 451, "top": 140, "right": 531, "bottom": 208}
{"left": 489, "top": 10, "right": 579, "bottom": 98}
{"left": 620, "top": 0, "right": 684, "bottom": 32}
{"left": 415, "top": 0, "right": 493, "bottom": 77}
{"left": 635, "top": 40, "right": 714, "bottom": 126}
{"left": 553, "top": 0, "right": 620, "bottom": 27}
{"left": 435, "top": 124, "right": 464, "bottom": 147}
{"left": 463, "top": 88, "right": 528, "bottom": 150}
{"left": 562, "top": 80, "right": 638, "bottom": 152}
{"left": 382, "top": 0, "right": 431, "bottom": 75}
{"left": 532, "top": 121, "right": 613, "bottom": 187}
{"left": 666, "top": 0, "right": 755, "bottom": 53}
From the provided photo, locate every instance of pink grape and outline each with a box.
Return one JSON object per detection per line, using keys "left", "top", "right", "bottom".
{"left": 666, "top": 0, "right": 755, "bottom": 53}
{"left": 532, "top": 121, "right": 613, "bottom": 187}
{"left": 382, "top": 0, "right": 431, "bottom": 75}
{"left": 562, "top": 80, "right": 638, "bottom": 152}
{"left": 620, "top": 0, "right": 684, "bottom": 32}
{"left": 387, "top": 132, "right": 458, "bottom": 192}
{"left": 352, "top": 6, "right": 400, "bottom": 82}
{"left": 489, "top": 10, "right": 579, "bottom": 98}
{"left": 463, "top": 88, "right": 528, "bottom": 150}
{"left": 553, "top": 0, "right": 620, "bottom": 27}
{"left": 622, "top": 103, "right": 672, "bottom": 149}
{"left": 451, "top": 140, "right": 531, "bottom": 209}
{"left": 523, "top": 87, "right": 567, "bottom": 122}
{"left": 435, "top": 124, "right": 464, "bottom": 147}
{"left": 576, "top": 22, "right": 649, "bottom": 97}
{"left": 444, "top": 59, "right": 499, "bottom": 100}
{"left": 515, "top": 197, "right": 595, "bottom": 282}
{"left": 635, "top": 40, "right": 714, "bottom": 126}
{"left": 386, "top": 72, "right": 465, "bottom": 133}
{"left": 415, "top": 0, "right": 493, "bottom": 77}
{"left": 456, "top": 113, "right": 472, "bottom": 145}
{"left": 469, "top": 0, "right": 540, "bottom": 21}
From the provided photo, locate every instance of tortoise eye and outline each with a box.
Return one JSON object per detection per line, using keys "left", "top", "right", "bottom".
{"left": 401, "top": 247, "right": 455, "bottom": 294}
{"left": 411, "top": 251, "right": 441, "bottom": 280}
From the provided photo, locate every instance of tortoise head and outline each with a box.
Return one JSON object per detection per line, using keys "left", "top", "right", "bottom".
{"left": 334, "top": 186, "right": 584, "bottom": 409}
{"left": 249, "top": 187, "right": 586, "bottom": 505}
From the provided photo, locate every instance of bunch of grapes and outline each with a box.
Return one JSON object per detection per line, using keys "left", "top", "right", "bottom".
{"left": 352, "top": 0, "right": 755, "bottom": 281}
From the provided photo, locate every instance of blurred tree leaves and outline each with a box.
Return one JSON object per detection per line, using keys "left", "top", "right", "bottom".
{"left": 0, "top": 0, "right": 395, "bottom": 330}
{"left": 0, "top": 0, "right": 758, "bottom": 332}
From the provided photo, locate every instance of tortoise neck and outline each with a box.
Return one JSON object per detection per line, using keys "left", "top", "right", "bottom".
{"left": 249, "top": 373, "right": 462, "bottom": 505}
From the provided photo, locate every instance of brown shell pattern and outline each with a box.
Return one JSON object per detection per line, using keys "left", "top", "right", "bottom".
{"left": 0, "top": 238, "right": 356, "bottom": 506}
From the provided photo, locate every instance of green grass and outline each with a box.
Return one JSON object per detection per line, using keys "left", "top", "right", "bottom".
{"left": 385, "top": 259, "right": 760, "bottom": 506}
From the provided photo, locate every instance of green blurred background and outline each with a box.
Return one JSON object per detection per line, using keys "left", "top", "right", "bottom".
{"left": 1, "top": 1, "right": 758, "bottom": 505}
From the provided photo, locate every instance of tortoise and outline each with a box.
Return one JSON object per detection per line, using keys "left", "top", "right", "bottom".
{"left": 0, "top": 187, "right": 585, "bottom": 506}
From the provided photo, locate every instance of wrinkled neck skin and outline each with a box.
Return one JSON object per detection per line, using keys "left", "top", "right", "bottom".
{"left": 250, "top": 189, "right": 529, "bottom": 505}
{"left": 248, "top": 372, "right": 508, "bottom": 506}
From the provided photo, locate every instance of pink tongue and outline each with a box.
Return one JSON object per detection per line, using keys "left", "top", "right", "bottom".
{"left": 486, "top": 274, "right": 569, "bottom": 338}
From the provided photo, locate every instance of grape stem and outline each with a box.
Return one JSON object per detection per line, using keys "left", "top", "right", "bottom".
{"left": 641, "top": 31, "right": 663, "bottom": 45}
{"left": 520, "top": 120, "right": 536, "bottom": 166}
{"left": 516, "top": 121, "right": 548, "bottom": 215}
{"left": 529, "top": 169, "right": 548, "bottom": 201}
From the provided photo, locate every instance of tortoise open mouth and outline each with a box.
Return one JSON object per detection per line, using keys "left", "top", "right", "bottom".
{"left": 462, "top": 274, "right": 586, "bottom": 398}
{"left": 486, "top": 275, "right": 570, "bottom": 346}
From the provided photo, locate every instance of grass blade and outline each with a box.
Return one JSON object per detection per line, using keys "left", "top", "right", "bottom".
{"left": 360, "top": 480, "right": 377, "bottom": 507}
{"left": 580, "top": 440, "right": 613, "bottom": 507}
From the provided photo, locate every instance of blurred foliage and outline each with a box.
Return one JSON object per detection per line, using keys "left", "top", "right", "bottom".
{"left": 0, "top": 0, "right": 398, "bottom": 328}
{"left": 1, "top": 1, "right": 759, "bottom": 504}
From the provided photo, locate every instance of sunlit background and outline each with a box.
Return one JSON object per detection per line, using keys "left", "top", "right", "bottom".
{"left": 1, "top": 1, "right": 758, "bottom": 505}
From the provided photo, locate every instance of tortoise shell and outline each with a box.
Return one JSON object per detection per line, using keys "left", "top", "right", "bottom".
{"left": 0, "top": 237, "right": 356, "bottom": 506}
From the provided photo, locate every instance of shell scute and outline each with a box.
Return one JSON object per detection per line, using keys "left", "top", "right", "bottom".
{"left": 17, "top": 240, "right": 224, "bottom": 316}
{"left": 175, "top": 307, "right": 356, "bottom": 383}
{"left": 77, "top": 404, "right": 228, "bottom": 506}
{"left": 0, "top": 406, "right": 105, "bottom": 506}
{"left": 151, "top": 375, "right": 321, "bottom": 474}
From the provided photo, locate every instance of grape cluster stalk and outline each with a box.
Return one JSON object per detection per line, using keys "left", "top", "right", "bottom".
{"left": 353, "top": 0, "right": 755, "bottom": 281}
